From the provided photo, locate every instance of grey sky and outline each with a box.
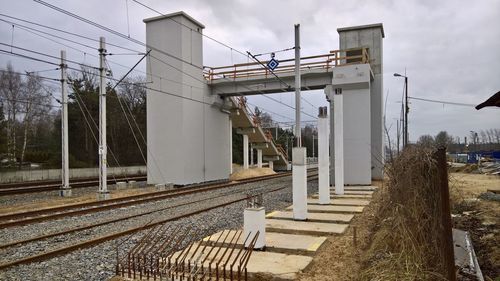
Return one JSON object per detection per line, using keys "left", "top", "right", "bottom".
{"left": 1, "top": 0, "right": 499, "bottom": 143}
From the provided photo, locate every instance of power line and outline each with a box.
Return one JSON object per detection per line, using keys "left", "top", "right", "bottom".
{"left": 31, "top": 1, "right": 319, "bottom": 119}
{"left": 0, "top": 18, "right": 205, "bottom": 92}
{"left": 131, "top": 0, "right": 249, "bottom": 59}
{"left": 0, "top": 14, "right": 141, "bottom": 54}
{"left": 409, "top": 96, "right": 475, "bottom": 107}
{"left": 0, "top": 42, "right": 98, "bottom": 70}
{"left": 34, "top": 0, "right": 203, "bottom": 69}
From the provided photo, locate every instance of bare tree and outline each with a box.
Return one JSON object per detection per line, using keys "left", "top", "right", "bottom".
{"left": 435, "top": 131, "right": 453, "bottom": 148}
{"left": 18, "top": 74, "right": 51, "bottom": 164}
{"left": 0, "top": 63, "right": 22, "bottom": 161}
{"left": 417, "top": 134, "right": 435, "bottom": 148}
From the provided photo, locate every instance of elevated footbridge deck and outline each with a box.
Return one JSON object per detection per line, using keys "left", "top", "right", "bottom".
{"left": 204, "top": 48, "right": 370, "bottom": 96}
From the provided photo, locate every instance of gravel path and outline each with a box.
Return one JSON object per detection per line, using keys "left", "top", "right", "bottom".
{"left": 0, "top": 177, "right": 318, "bottom": 281}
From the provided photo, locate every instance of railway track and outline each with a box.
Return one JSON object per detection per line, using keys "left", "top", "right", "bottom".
{"left": 0, "top": 175, "right": 147, "bottom": 196}
{"left": 0, "top": 170, "right": 318, "bottom": 270}
{"left": 0, "top": 169, "right": 316, "bottom": 228}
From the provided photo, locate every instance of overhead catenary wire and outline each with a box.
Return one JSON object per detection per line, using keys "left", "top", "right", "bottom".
{"left": 0, "top": 19, "right": 206, "bottom": 91}
{"left": 2, "top": 14, "right": 316, "bottom": 130}
{"left": 30, "top": 1, "right": 320, "bottom": 120}
{"left": 34, "top": 0, "right": 203, "bottom": 69}
{"left": 409, "top": 96, "right": 476, "bottom": 107}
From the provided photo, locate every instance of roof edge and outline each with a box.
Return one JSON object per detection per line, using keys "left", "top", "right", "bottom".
{"left": 337, "top": 23, "right": 385, "bottom": 38}
{"left": 143, "top": 11, "right": 205, "bottom": 29}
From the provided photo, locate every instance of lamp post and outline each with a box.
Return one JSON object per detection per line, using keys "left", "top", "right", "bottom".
{"left": 394, "top": 73, "right": 408, "bottom": 147}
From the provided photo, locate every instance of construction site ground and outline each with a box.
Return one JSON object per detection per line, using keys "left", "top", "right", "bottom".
{"left": 297, "top": 172, "right": 499, "bottom": 281}
{"left": 450, "top": 172, "right": 500, "bottom": 280}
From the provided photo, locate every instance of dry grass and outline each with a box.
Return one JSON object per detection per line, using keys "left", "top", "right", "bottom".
{"left": 359, "top": 146, "right": 449, "bottom": 281}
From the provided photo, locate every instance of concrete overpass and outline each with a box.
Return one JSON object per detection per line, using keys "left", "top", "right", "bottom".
{"left": 145, "top": 11, "right": 384, "bottom": 186}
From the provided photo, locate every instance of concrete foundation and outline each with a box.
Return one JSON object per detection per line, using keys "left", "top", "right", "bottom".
{"left": 244, "top": 207, "right": 266, "bottom": 249}
{"left": 308, "top": 198, "right": 370, "bottom": 206}
{"left": 292, "top": 147, "right": 308, "bottom": 220}
{"left": 288, "top": 204, "right": 365, "bottom": 214}
{"left": 267, "top": 211, "right": 353, "bottom": 224}
{"left": 266, "top": 219, "right": 348, "bottom": 236}
{"left": 59, "top": 188, "right": 72, "bottom": 197}
{"left": 97, "top": 191, "right": 110, "bottom": 200}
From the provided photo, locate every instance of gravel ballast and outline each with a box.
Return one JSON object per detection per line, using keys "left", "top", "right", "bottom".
{"left": 0, "top": 176, "right": 318, "bottom": 281}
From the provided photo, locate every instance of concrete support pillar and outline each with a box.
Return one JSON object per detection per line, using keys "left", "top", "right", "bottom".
{"left": 257, "top": 149, "right": 262, "bottom": 168}
{"left": 244, "top": 206, "right": 266, "bottom": 249}
{"left": 250, "top": 144, "right": 254, "bottom": 167}
{"left": 292, "top": 147, "right": 308, "bottom": 220}
{"left": 334, "top": 89, "right": 344, "bottom": 195}
{"left": 268, "top": 161, "right": 274, "bottom": 170}
{"left": 318, "top": 107, "right": 330, "bottom": 204}
{"left": 229, "top": 118, "right": 233, "bottom": 174}
{"left": 243, "top": 134, "right": 249, "bottom": 170}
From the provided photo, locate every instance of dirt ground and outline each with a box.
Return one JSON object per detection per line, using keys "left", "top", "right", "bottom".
{"left": 229, "top": 167, "right": 276, "bottom": 181}
{"left": 299, "top": 172, "right": 499, "bottom": 281}
{"left": 298, "top": 180, "right": 385, "bottom": 281}
{"left": 450, "top": 172, "right": 500, "bottom": 280}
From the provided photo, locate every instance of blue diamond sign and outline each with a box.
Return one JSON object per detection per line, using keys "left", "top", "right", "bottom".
{"left": 267, "top": 58, "right": 279, "bottom": 71}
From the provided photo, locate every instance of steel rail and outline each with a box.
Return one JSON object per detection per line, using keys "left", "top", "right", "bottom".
{"left": 0, "top": 168, "right": 317, "bottom": 228}
{"left": 0, "top": 173, "right": 319, "bottom": 270}
{"left": 0, "top": 175, "right": 147, "bottom": 195}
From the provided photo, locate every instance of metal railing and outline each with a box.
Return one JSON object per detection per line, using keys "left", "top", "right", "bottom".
{"left": 203, "top": 47, "right": 369, "bottom": 82}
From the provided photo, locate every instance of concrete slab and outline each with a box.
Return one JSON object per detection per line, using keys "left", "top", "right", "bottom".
{"left": 169, "top": 243, "right": 313, "bottom": 280}
{"left": 308, "top": 198, "right": 370, "bottom": 206}
{"left": 312, "top": 193, "right": 372, "bottom": 199}
{"left": 287, "top": 204, "right": 365, "bottom": 213}
{"left": 344, "top": 185, "right": 378, "bottom": 191}
{"left": 266, "top": 219, "right": 348, "bottom": 236}
{"left": 203, "top": 230, "right": 327, "bottom": 256}
{"left": 266, "top": 210, "right": 354, "bottom": 223}
{"left": 334, "top": 190, "right": 374, "bottom": 195}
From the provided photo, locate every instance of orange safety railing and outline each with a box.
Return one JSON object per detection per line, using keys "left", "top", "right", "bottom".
{"left": 203, "top": 47, "right": 369, "bottom": 82}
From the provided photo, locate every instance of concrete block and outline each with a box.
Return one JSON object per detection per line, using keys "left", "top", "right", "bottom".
{"left": 312, "top": 193, "right": 372, "bottom": 199}
{"left": 116, "top": 181, "right": 127, "bottom": 190}
{"left": 266, "top": 219, "right": 348, "bottom": 236}
{"left": 266, "top": 211, "right": 353, "bottom": 224}
{"left": 292, "top": 147, "right": 307, "bottom": 220}
{"left": 128, "top": 180, "right": 137, "bottom": 188}
{"left": 204, "top": 230, "right": 327, "bottom": 256}
{"left": 244, "top": 207, "right": 266, "bottom": 249}
{"left": 59, "top": 188, "right": 72, "bottom": 197}
{"left": 287, "top": 204, "right": 364, "bottom": 214}
{"left": 97, "top": 192, "right": 111, "bottom": 200}
{"left": 307, "top": 198, "right": 370, "bottom": 206}
{"left": 344, "top": 185, "right": 378, "bottom": 191}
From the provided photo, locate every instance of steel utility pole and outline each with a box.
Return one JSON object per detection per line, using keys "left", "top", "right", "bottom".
{"left": 294, "top": 24, "right": 301, "bottom": 147}
{"left": 98, "top": 37, "right": 109, "bottom": 200}
{"left": 60, "top": 50, "right": 71, "bottom": 197}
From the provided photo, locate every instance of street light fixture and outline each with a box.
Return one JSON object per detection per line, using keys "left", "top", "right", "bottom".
{"left": 394, "top": 73, "right": 409, "bottom": 147}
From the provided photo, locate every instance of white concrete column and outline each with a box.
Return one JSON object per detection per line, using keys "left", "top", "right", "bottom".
{"left": 244, "top": 206, "right": 266, "bottom": 249}
{"left": 243, "top": 134, "right": 249, "bottom": 170}
{"left": 318, "top": 107, "right": 330, "bottom": 204}
{"left": 268, "top": 161, "right": 274, "bottom": 170}
{"left": 334, "top": 89, "right": 344, "bottom": 195}
{"left": 250, "top": 144, "right": 254, "bottom": 167}
{"left": 257, "top": 149, "right": 262, "bottom": 168}
{"left": 292, "top": 147, "right": 308, "bottom": 220}
{"left": 229, "top": 118, "right": 233, "bottom": 174}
